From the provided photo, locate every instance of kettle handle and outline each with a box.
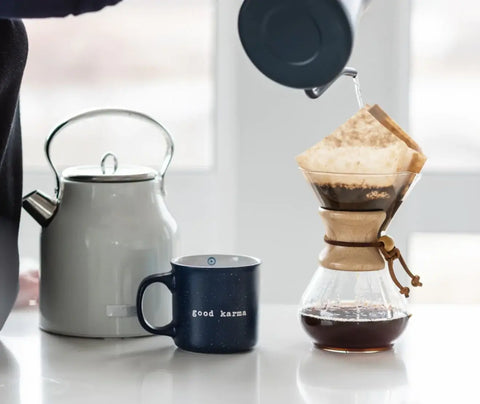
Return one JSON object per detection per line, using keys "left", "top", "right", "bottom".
{"left": 45, "top": 109, "right": 174, "bottom": 198}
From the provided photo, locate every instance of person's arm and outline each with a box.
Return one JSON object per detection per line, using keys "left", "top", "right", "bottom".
{"left": 0, "top": 0, "right": 123, "bottom": 19}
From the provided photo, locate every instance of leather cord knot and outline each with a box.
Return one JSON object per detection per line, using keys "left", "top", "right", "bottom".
{"left": 411, "top": 275, "right": 422, "bottom": 287}
{"left": 324, "top": 235, "right": 423, "bottom": 298}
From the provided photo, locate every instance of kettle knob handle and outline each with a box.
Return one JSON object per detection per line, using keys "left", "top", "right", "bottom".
{"left": 45, "top": 109, "right": 174, "bottom": 197}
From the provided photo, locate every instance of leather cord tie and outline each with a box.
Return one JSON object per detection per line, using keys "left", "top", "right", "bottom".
{"left": 323, "top": 235, "right": 422, "bottom": 298}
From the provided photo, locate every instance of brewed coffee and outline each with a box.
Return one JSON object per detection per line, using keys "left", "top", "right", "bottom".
{"left": 301, "top": 304, "right": 410, "bottom": 352}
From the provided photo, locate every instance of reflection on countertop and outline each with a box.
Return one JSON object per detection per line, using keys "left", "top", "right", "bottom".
{"left": 0, "top": 342, "right": 20, "bottom": 404}
{"left": 1, "top": 305, "right": 480, "bottom": 404}
{"left": 297, "top": 349, "right": 408, "bottom": 404}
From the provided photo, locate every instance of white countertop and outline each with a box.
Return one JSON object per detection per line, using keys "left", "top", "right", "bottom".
{"left": 0, "top": 304, "right": 477, "bottom": 404}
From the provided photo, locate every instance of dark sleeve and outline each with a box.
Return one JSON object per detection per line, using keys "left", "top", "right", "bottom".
{"left": 0, "top": 20, "right": 27, "bottom": 329}
{"left": 0, "top": 0, "right": 123, "bottom": 19}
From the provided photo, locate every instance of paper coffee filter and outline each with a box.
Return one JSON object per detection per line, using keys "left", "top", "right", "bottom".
{"left": 296, "top": 105, "right": 426, "bottom": 188}
{"left": 296, "top": 105, "right": 426, "bottom": 226}
{"left": 298, "top": 146, "right": 413, "bottom": 188}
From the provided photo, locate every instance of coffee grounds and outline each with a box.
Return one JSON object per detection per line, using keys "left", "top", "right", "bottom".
{"left": 312, "top": 183, "right": 406, "bottom": 228}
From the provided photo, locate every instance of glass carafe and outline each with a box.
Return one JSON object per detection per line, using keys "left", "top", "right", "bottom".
{"left": 299, "top": 171, "right": 421, "bottom": 352}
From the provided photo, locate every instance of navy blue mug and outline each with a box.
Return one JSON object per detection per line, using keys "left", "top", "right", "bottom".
{"left": 136, "top": 254, "right": 260, "bottom": 353}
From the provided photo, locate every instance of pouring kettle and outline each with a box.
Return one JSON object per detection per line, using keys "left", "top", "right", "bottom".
{"left": 23, "top": 109, "right": 177, "bottom": 338}
{"left": 238, "top": 0, "right": 372, "bottom": 93}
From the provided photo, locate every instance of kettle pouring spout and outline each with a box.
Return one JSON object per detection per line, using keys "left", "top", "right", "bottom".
{"left": 305, "top": 67, "right": 358, "bottom": 99}
{"left": 22, "top": 190, "right": 58, "bottom": 227}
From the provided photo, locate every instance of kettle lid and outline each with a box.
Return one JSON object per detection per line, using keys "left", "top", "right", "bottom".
{"left": 62, "top": 152, "right": 157, "bottom": 183}
{"left": 63, "top": 165, "right": 157, "bottom": 183}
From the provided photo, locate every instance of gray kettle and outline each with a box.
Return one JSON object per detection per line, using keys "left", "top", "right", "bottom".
{"left": 22, "top": 109, "right": 177, "bottom": 338}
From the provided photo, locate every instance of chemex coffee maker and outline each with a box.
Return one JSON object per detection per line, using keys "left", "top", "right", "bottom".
{"left": 297, "top": 105, "right": 426, "bottom": 353}
{"left": 23, "top": 109, "right": 177, "bottom": 338}
{"left": 298, "top": 171, "right": 420, "bottom": 352}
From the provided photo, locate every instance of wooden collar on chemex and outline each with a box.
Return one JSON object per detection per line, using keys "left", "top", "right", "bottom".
{"left": 323, "top": 235, "right": 422, "bottom": 298}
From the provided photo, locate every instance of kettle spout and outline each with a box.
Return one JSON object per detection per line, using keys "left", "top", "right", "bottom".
{"left": 22, "top": 190, "right": 58, "bottom": 227}
{"left": 305, "top": 67, "right": 358, "bottom": 99}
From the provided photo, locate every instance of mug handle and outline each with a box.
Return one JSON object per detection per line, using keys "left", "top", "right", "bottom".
{"left": 136, "top": 272, "right": 176, "bottom": 337}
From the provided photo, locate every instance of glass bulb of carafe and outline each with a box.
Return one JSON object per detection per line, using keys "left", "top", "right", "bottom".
{"left": 300, "top": 265, "right": 410, "bottom": 352}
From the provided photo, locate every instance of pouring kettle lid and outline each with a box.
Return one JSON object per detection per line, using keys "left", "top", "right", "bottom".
{"left": 238, "top": 0, "right": 354, "bottom": 89}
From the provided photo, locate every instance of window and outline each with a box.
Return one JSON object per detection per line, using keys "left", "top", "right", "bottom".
{"left": 409, "top": 233, "right": 480, "bottom": 303}
{"left": 411, "top": 0, "right": 480, "bottom": 171}
{"left": 19, "top": 0, "right": 225, "bottom": 272}
{"left": 407, "top": 0, "right": 480, "bottom": 302}
{"left": 21, "top": 0, "right": 215, "bottom": 171}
